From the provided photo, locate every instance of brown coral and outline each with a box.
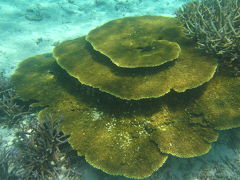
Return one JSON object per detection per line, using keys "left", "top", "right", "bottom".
{"left": 11, "top": 15, "right": 240, "bottom": 179}
{"left": 175, "top": 0, "right": 240, "bottom": 76}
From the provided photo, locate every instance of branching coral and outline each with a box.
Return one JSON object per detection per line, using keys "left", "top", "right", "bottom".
{"left": 0, "top": 71, "right": 31, "bottom": 127}
{"left": 1, "top": 71, "right": 82, "bottom": 179}
{"left": 0, "top": 88, "right": 30, "bottom": 126}
{"left": 0, "top": 71, "right": 11, "bottom": 92}
{"left": 0, "top": 149, "right": 19, "bottom": 180}
{"left": 175, "top": 0, "right": 240, "bottom": 75}
{"left": 14, "top": 114, "right": 72, "bottom": 179}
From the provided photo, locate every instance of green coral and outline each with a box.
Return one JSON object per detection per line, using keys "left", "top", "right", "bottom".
{"left": 12, "top": 54, "right": 240, "bottom": 178}
{"left": 86, "top": 16, "right": 181, "bottom": 68}
{"left": 53, "top": 30, "right": 217, "bottom": 100}
{"left": 11, "top": 15, "right": 240, "bottom": 179}
{"left": 189, "top": 72, "right": 240, "bottom": 130}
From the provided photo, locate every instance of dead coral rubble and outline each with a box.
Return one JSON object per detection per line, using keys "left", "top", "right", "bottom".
{"left": 176, "top": 0, "right": 240, "bottom": 76}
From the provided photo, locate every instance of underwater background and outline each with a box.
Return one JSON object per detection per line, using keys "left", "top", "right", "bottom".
{"left": 0, "top": 0, "right": 240, "bottom": 179}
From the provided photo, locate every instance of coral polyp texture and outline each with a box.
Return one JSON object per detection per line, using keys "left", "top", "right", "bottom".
{"left": 11, "top": 16, "right": 240, "bottom": 179}
{"left": 53, "top": 16, "right": 217, "bottom": 100}
{"left": 86, "top": 16, "right": 182, "bottom": 68}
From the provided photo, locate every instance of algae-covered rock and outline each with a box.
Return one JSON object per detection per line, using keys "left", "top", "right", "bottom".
{"left": 53, "top": 36, "right": 217, "bottom": 100}
{"left": 12, "top": 53, "right": 240, "bottom": 178}
{"left": 86, "top": 16, "right": 182, "bottom": 68}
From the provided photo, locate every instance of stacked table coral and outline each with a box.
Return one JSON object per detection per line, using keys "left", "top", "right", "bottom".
{"left": 12, "top": 16, "right": 240, "bottom": 179}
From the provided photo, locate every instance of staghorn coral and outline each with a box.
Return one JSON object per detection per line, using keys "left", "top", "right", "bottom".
{"left": 0, "top": 71, "right": 11, "bottom": 92}
{"left": 0, "top": 71, "right": 30, "bottom": 127}
{"left": 0, "top": 149, "right": 19, "bottom": 180}
{"left": 0, "top": 88, "right": 30, "bottom": 127}
{"left": 0, "top": 113, "right": 82, "bottom": 180}
{"left": 14, "top": 114, "right": 72, "bottom": 180}
{"left": 175, "top": 0, "right": 240, "bottom": 76}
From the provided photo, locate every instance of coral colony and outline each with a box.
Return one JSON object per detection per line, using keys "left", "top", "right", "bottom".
{"left": 11, "top": 14, "right": 240, "bottom": 179}
{"left": 176, "top": 0, "right": 240, "bottom": 76}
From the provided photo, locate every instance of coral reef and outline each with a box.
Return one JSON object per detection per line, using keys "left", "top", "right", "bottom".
{"left": 0, "top": 112, "right": 82, "bottom": 180}
{"left": 86, "top": 16, "right": 181, "bottom": 68}
{"left": 0, "top": 71, "right": 30, "bottom": 127}
{"left": 0, "top": 71, "right": 11, "bottom": 92}
{"left": 0, "top": 70, "right": 83, "bottom": 179}
{"left": 11, "top": 15, "right": 240, "bottom": 179}
{"left": 54, "top": 16, "right": 217, "bottom": 100}
{"left": 0, "top": 88, "right": 29, "bottom": 127}
{"left": 175, "top": 0, "right": 240, "bottom": 76}
{"left": 14, "top": 114, "right": 72, "bottom": 179}
{"left": 0, "top": 149, "right": 18, "bottom": 180}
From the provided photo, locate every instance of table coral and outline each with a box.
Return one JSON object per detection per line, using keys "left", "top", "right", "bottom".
{"left": 11, "top": 15, "right": 240, "bottom": 179}
{"left": 86, "top": 16, "right": 181, "bottom": 68}
{"left": 53, "top": 16, "right": 217, "bottom": 100}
